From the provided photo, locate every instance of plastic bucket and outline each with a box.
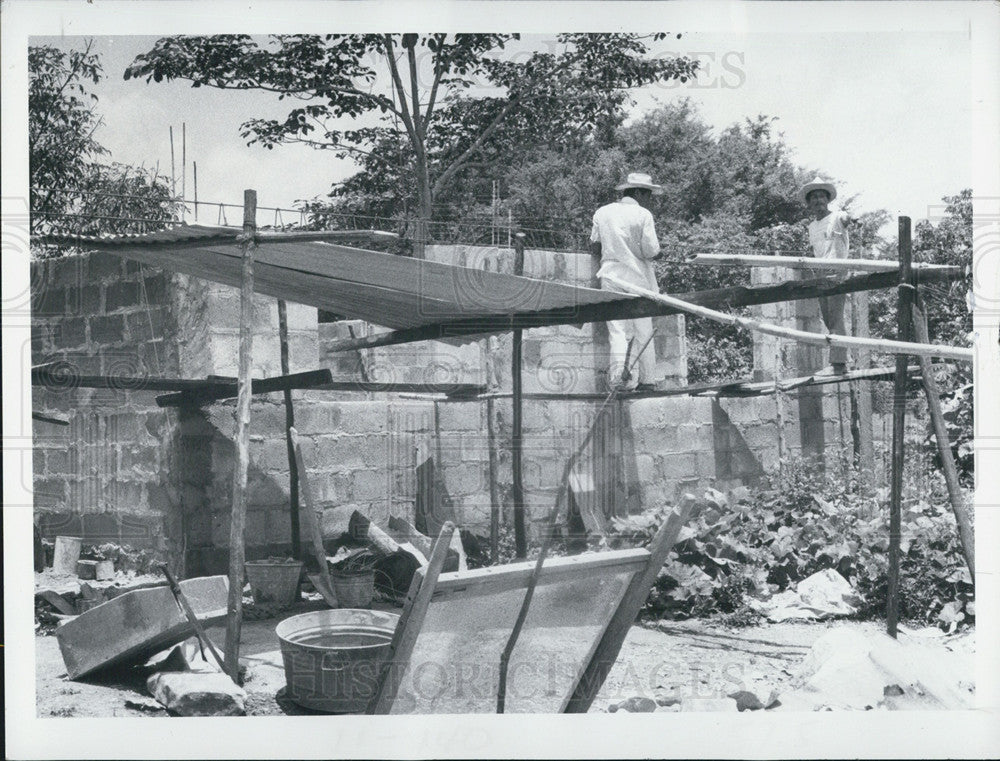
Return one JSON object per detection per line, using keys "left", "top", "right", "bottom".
{"left": 331, "top": 568, "right": 375, "bottom": 608}
{"left": 276, "top": 608, "right": 399, "bottom": 713}
{"left": 245, "top": 560, "right": 303, "bottom": 610}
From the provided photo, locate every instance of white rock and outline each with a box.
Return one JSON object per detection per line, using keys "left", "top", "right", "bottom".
{"left": 147, "top": 672, "right": 246, "bottom": 716}
{"left": 679, "top": 698, "right": 739, "bottom": 712}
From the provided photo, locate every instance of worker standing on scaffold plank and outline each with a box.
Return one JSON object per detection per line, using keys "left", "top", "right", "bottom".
{"left": 590, "top": 172, "right": 665, "bottom": 392}
{"left": 801, "top": 176, "right": 850, "bottom": 374}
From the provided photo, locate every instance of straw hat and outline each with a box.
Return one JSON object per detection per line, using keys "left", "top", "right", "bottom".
{"left": 800, "top": 176, "right": 837, "bottom": 203}
{"left": 617, "top": 172, "right": 664, "bottom": 195}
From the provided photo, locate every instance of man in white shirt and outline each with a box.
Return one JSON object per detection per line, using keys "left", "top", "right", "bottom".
{"left": 801, "top": 177, "right": 850, "bottom": 373}
{"left": 590, "top": 172, "right": 664, "bottom": 390}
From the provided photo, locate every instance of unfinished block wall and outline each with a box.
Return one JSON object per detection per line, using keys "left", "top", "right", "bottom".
{"left": 748, "top": 266, "right": 877, "bottom": 466}
{"left": 181, "top": 395, "right": 438, "bottom": 575}
{"left": 31, "top": 242, "right": 854, "bottom": 575}
{"left": 31, "top": 251, "right": 184, "bottom": 556}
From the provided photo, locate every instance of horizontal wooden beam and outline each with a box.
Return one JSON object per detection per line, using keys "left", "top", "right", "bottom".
{"left": 688, "top": 253, "right": 963, "bottom": 274}
{"left": 32, "top": 368, "right": 233, "bottom": 392}
{"left": 32, "top": 411, "right": 70, "bottom": 426}
{"left": 323, "top": 267, "right": 966, "bottom": 353}
{"left": 705, "top": 364, "right": 923, "bottom": 398}
{"left": 461, "top": 365, "right": 924, "bottom": 403}
{"left": 255, "top": 229, "right": 399, "bottom": 244}
{"left": 154, "top": 368, "right": 334, "bottom": 406}
{"left": 156, "top": 375, "right": 485, "bottom": 407}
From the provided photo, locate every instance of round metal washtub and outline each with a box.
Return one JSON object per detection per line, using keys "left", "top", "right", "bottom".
{"left": 275, "top": 608, "right": 399, "bottom": 713}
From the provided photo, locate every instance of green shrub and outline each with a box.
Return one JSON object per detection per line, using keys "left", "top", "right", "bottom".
{"left": 607, "top": 458, "right": 973, "bottom": 625}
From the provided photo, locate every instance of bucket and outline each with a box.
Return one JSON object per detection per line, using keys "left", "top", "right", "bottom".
{"left": 331, "top": 568, "right": 375, "bottom": 608}
{"left": 276, "top": 608, "right": 399, "bottom": 713}
{"left": 245, "top": 560, "right": 303, "bottom": 610}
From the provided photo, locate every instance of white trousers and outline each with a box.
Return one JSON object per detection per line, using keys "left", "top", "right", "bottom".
{"left": 598, "top": 265, "right": 660, "bottom": 388}
{"left": 606, "top": 316, "right": 657, "bottom": 388}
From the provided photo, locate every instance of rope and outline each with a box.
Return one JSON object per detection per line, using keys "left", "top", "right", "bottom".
{"left": 600, "top": 273, "right": 973, "bottom": 363}
{"left": 496, "top": 333, "right": 653, "bottom": 712}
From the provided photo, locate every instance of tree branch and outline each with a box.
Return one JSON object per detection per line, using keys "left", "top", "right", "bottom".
{"left": 432, "top": 96, "right": 521, "bottom": 196}
{"left": 423, "top": 35, "right": 447, "bottom": 125}
{"left": 381, "top": 35, "right": 419, "bottom": 148}
{"left": 404, "top": 36, "right": 423, "bottom": 141}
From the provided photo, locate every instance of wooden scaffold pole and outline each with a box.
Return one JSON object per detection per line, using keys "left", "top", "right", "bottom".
{"left": 278, "top": 299, "right": 302, "bottom": 561}
{"left": 224, "top": 189, "right": 257, "bottom": 679}
{"left": 512, "top": 232, "right": 527, "bottom": 558}
{"left": 912, "top": 299, "right": 975, "bottom": 578}
{"left": 887, "top": 216, "right": 915, "bottom": 638}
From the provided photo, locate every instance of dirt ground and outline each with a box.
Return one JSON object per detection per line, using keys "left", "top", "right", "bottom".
{"left": 33, "top": 601, "right": 976, "bottom": 717}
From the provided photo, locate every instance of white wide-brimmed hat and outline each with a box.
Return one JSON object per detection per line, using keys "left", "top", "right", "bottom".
{"left": 800, "top": 176, "right": 837, "bottom": 203}
{"left": 617, "top": 172, "right": 663, "bottom": 195}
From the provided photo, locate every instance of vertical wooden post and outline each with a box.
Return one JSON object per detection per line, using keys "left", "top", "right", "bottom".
{"left": 849, "top": 287, "right": 874, "bottom": 472}
{"left": 887, "top": 216, "right": 914, "bottom": 638}
{"left": 169, "top": 126, "right": 176, "bottom": 198}
{"left": 181, "top": 122, "right": 186, "bottom": 216}
{"left": 912, "top": 300, "right": 975, "bottom": 578}
{"left": 278, "top": 300, "right": 301, "bottom": 560}
{"left": 224, "top": 189, "right": 257, "bottom": 679}
{"left": 486, "top": 395, "right": 501, "bottom": 564}
{"left": 512, "top": 233, "right": 527, "bottom": 558}
{"left": 193, "top": 161, "right": 198, "bottom": 222}
{"left": 773, "top": 340, "right": 786, "bottom": 483}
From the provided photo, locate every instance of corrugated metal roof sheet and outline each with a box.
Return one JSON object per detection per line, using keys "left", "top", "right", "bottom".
{"left": 35, "top": 226, "right": 630, "bottom": 332}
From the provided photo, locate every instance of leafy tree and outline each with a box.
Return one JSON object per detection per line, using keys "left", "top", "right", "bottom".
{"left": 29, "top": 42, "right": 108, "bottom": 221}
{"left": 29, "top": 42, "right": 179, "bottom": 248}
{"left": 124, "top": 33, "right": 698, "bottom": 253}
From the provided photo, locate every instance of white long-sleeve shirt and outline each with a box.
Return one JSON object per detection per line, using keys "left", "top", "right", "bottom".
{"left": 590, "top": 196, "right": 660, "bottom": 290}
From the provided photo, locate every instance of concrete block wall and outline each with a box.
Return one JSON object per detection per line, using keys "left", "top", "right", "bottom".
{"left": 194, "top": 281, "right": 318, "bottom": 379}
{"left": 433, "top": 395, "right": 763, "bottom": 537}
{"left": 31, "top": 251, "right": 184, "bottom": 555}
{"left": 33, "top": 246, "right": 845, "bottom": 573}
{"left": 748, "top": 267, "right": 857, "bottom": 463}
{"left": 181, "top": 395, "right": 438, "bottom": 574}
{"left": 320, "top": 320, "right": 485, "bottom": 388}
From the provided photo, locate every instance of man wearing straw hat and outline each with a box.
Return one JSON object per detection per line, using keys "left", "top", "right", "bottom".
{"left": 590, "top": 172, "right": 664, "bottom": 391}
{"left": 801, "top": 176, "right": 850, "bottom": 374}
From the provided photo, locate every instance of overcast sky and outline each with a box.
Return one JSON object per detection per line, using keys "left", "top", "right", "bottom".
{"left": 31, "top": 26, "right": 971, "bottom": 232}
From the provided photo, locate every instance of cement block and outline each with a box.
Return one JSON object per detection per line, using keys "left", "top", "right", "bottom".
{"left": 95, "top": 559, "right": 115, "bottom": 580}
{"left": 104, "top": 282, "right": 141, "bottom": 311}
{"left": 320, "top": 505, "right": 358, "bottom": 537}
{"left": 339, "top": 402, "right": 389, "bottom": 434}
{"left": 56, "top": 575, "right": 229, "bottom": 679}
{"left": 436, "top": 401, "right": 482, "bottom": 433}
{"left": 87, "top": 253, "right": 122, "bottom": 281}
{"left": 89, "top": 314, "right": 126, "bottom": 344}
{"left": 142, "top": 274, "right": 169, "bottom": 304}
{"left": 634, "top": 426, "right": 680, "bottom": 455}
{"left": 125, "top": 309, "right": 167, "bottom": 342}
{"left": 660, "top": 453, "right": 698, "bottom": 481}
{"left": 53, "top": 320, "right": 87, "bottom": 349}
{"left": 147, "top": 672, "right": 246, "bottom": 716}
{"left": 635, "top": 454, "right": 657, "bottom": 484}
